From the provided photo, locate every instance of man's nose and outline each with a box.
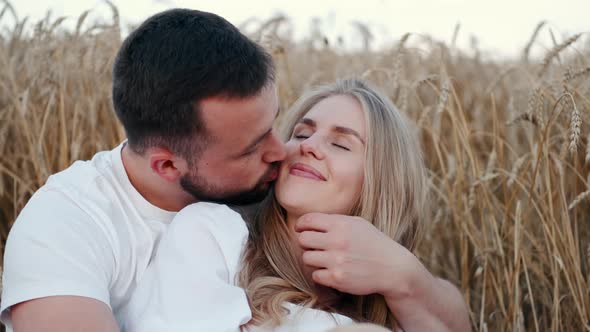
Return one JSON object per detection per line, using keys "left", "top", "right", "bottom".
{"left": 262, "top": 131, "right": 287, "bottom": 163}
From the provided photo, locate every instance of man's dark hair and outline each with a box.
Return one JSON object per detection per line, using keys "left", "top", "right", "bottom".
{"left": 112, "top": 8, "right": 275, "bottom": 159}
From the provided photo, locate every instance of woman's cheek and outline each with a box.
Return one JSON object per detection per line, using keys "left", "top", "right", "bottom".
{"left": 342, "top": 157, "right": 365, "bottom": 192}
{"left": 338, "top": 152, "right": 364, "bottom": 176}
{"left": 284, "top": 140, "right": 299, "bottom": 156}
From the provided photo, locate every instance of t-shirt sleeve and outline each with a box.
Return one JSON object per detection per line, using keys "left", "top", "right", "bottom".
{"left": 121, "top": 202, "right": 251, "bottom": 332}
{"left": 1, "top": 189, "right": 115, "bottom": 327}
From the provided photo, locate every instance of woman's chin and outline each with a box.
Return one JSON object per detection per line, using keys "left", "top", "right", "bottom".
{"left": 275, "top": 183, "right": 342, "bottom": 216}
{"left": 277, "top": 197, "right": 314, "bottom": 218}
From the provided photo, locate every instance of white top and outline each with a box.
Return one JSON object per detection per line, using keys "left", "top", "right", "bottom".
{"left": 120, "top": 202, "right": 354, "bottom": 332}
{"left": 1, "top": 142, "right": 353, "bottom": 331}
{"left": 0, "top": 143, "right": 177, "bottom": 331}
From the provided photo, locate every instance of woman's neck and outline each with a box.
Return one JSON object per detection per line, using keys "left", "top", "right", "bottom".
{"left": 286, "top": 213, "right": 301, "bottom": 233}
{"left": 285, "top": 212, "right": 343, "bottom": 308}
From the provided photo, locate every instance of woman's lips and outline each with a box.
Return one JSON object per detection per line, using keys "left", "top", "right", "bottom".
{"left": 289, "top": 162, "right": 327, "bottom": 181}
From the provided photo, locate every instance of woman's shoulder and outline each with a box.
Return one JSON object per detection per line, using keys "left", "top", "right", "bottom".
{"left": 284, "top": 303, "right": 354, "bottom": 326}
{"left": 245, "top": 303, "right": 354, "bottom": 332}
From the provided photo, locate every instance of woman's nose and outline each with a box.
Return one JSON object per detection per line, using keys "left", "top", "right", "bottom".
{"left": 300, "top": 137, "right": 325, "bottom": 160}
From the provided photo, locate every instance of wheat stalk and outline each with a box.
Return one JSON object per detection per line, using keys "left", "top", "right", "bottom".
{"left": 570, "top": 67, "right": 590, "bottom": 81}
{"left": 538, "top": 33, "right": 582, "bottom": 77}
{"left": 522, "top": 21, "right": 546, "bottom": 62}
{"left": 569, "top": 189, "right": 590, "bottom": 210}
{"left": 567, "top": 94, "right": 582, "bottom": 156}
{"left": 508, "top": 155, "right": 528, "bottom": 188}
{"left": 435, "top": 78, "right": 450, "bottom": 114}
{"left": 0, "top": 8, "right": 589, "bottom": 331}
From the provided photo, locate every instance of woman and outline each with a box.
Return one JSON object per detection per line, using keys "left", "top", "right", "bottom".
{"left": 120, "top": 78, "right": 427, "bottom": 331}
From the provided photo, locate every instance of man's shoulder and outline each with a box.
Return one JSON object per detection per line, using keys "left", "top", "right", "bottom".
{"left": 17, "top": 148, "right": 124, "bottom": 230}
{"left": 229, "top": 202, "right": 261, "bottom": 223}
{"left": 45, "top": 149, "right": 115, "bottom": 195}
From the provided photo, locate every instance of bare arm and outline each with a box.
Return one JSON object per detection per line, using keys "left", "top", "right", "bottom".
{"left": 383, "top": 266, "right": 471, "bottom": 332}
{"left": 2, "top": 190, "right": 117, "bottom": 331}
{"left": 12, "top": 296, "right": 119, "bottom": 332}
{"left": 295, "top": 213, "right": 471, "bottom": 332}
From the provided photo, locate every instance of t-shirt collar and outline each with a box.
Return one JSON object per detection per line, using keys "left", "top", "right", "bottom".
{"left": 111, "top": 141, "right": 177, "bottom": 223}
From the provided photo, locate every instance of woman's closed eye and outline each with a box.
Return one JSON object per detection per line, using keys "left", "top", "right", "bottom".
{"left": 332, "top": 143, "right": 351, "bottom": 151}
{"left": 293, "top": 133, "right": 352, "bottom": 151}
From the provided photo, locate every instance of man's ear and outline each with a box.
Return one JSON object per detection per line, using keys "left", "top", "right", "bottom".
{"left": 147, "top": 147, "right": 188, "bottom": 182}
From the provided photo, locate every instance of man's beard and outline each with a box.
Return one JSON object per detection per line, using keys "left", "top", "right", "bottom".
{"left": 180, "top": 165, "right": 277, "bottom": 205}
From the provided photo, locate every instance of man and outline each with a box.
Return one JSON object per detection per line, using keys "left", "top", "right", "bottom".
{"left": 1, "top": 9, "right": 470, "bottom": 332}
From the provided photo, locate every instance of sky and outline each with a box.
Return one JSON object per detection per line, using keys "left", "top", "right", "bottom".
{"left": 7, "top": 0, "right": 590, "bottom": 58}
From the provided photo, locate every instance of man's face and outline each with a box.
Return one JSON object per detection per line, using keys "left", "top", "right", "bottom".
{"left": 180, "top": 85, "right": 287, "bottom": 205}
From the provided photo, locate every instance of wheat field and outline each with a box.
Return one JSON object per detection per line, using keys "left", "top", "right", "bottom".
{"left": 0, "top": 2, "right": 589, "bottom": 331}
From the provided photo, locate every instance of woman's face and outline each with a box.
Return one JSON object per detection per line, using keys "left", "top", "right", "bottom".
{"left": 276, "top": 95, "right": 367, "bottom": 217}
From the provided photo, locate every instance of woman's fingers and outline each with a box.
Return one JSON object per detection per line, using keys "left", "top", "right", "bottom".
{"left": 297, "top": 230, "right": 331, "bottom": 250}
{"left": 301, "top": 249, "right": 331, "bottom": 268}
{"left": 295, "top": 213, "right": 336, "bottom": 233}
{"left": 311, "top": 268, "right": 337, "bottom": 289}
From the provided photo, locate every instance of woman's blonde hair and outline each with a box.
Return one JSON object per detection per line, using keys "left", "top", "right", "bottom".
{"left": 238, "top": 78, "right": 428, "bottom": 329}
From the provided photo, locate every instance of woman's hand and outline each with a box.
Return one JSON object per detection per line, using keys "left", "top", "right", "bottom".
{"left": 295, "top": 212, "right": 471, "bottom": 332}
{"left": 294, "top": 212, "right": 425, "bottom": 299}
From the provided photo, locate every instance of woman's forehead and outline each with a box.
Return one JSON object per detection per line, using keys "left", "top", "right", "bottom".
{"left": 299, "top": 95, "right": 366, "bottom": 137}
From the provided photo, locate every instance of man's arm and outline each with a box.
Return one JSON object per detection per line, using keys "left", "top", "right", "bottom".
{"left": 1, "top": 190, "right": 116, "bottom": 331}
{"left": 12, "top": 297, "right": 119, "bottom": 332}
{"left": 295, "top": 213, "right": 471, "bottom": 332}
{"left": 120, "top": 203, "right": 251, "bottom": 331}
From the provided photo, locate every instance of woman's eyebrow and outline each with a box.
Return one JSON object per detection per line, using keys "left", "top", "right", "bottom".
{"left": 333, "top": 126, "right": 365, "bottom": 144}
{"left": 298, "top": 117, "right": 364, "bottom": 144}
{"left": 298, "top": 118, "right": 316, "bottom": 127}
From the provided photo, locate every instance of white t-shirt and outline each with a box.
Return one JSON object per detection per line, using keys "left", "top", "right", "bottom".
{"left": 1, "top": 142, "right": 353, "bottom": 331}
{"left": 120, "top": 202, "right": 353, "bottom": 332}
{"left": 0, "top": 143, "right": 177, "bottom": 331}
